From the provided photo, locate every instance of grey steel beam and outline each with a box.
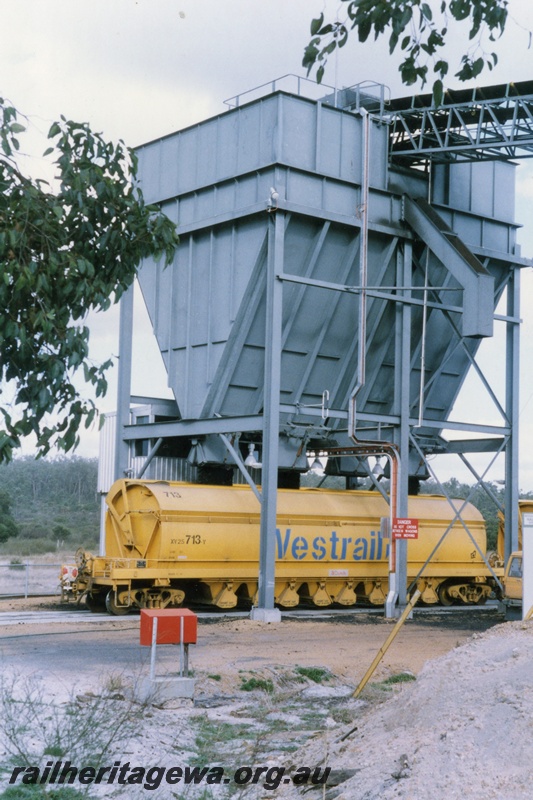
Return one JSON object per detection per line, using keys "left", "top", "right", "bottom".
{"left": 121, "top": 407, "right": 512, "bottom": 440}
{"left": 456, "top": 450, "right": 505, "bottom": 513}
{"left": 438, "top": 437, "right": 506, "bottom": 454}
{"left": 467, "top": 246, "right": 529, "bottom": 270}
{"left": 114, "top": 284, "right": 135, "bottom": 480}
{"left": 504, "top": 267, "right": 521, "bottom": 559}
{"left": 278, "top": 271, "right": 466, "bottom": 315}
{"left": 218, "top": 433, "right": 262, "bottom": 504}
{"left": 403, "top": 196, "right": 494, "bottom": 338}
{"left": 130, "top": 397, "right": 179, "bottom": 413}
{"left": 136, "top": 438, "right": 164, "bottom": 480}
{"left": 181, "top": 235, "right": 194, "bottom": 418}
{"left": 404, "top": 418, "right": 510, "bottom": 436}
{"left": 393, "top": 241, "right": 412, "bottom": 608}
{"left": 255, "top": 210, "right": 285, "bottom": 615}
{"left": 123, "top": 415, "right": 265, "bottom": 439}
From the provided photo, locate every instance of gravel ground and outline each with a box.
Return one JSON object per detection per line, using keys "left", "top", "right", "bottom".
{"left": 254, "top": 621, "right": 533, "bottom": 800}
{"left": 0, "top": 598, "right": 525, "bottom": 799}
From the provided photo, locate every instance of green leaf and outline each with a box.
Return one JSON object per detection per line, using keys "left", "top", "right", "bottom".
{"left": 48, "top": 121, "right": 61, "bottom": 138}
{"left": 358, "top": 18, "right": 372, "bottom": 42}
{"left": 432, "top": 79, "right": 444, "bottom": 107}
{"left": 310, "top": 13, "right": 324, "bottom": 35}
{"left": 471, "top": 56, "right": 484, "bottom": 77}
{"left": 302, "top": 42, "right": 320, "bottom": 71}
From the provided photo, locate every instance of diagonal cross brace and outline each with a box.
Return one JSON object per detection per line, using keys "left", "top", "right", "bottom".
{"left": 403, "top": 196, "right": 494, "bottom": 338}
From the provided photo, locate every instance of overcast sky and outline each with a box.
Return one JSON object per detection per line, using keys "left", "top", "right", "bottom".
{"left": 3, "top": 0, "right": 533, "bottom": 488}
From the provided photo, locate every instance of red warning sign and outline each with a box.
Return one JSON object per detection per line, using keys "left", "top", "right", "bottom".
{"left": 392, "top": 518, "right": 419, "bottom": 539}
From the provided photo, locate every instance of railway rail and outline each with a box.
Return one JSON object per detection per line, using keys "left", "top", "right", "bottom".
{"left": 0, "top": 602, "right": 502, "bottom": 630}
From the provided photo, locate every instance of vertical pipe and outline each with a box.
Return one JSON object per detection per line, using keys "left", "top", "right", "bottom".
{"left": 357, "top": 109, "right": 369, "bottom": 396}
{"left": 347, "top": 110, "right": 369, "bottom": 440}
{"left": 114, "top": 284, "right": 134, "bottom": 481}
{"left": 347, "top": 111, "right": 402, "bottom": 617}
{"left": 254, "top": 212, "right": 284, "bottom": 616}
{"left": 348, "top": 109, "right": 370, "bottom": 437}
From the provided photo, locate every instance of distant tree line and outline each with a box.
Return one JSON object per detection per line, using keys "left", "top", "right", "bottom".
{"left": 0, "top": 456, "right": 99, "bottom": 554}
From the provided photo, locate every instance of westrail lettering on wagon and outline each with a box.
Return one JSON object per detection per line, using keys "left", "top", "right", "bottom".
{"left": 275, "top": 528, "right": 389, "bottom": 562}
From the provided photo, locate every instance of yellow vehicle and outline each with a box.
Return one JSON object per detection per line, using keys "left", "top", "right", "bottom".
{"left": 502, "top": 551, "right": 522, "bottom": 608}
{"left": 496, "top": 500, "right": 533, "bottom": 557}
{"left": 495, "top": 500, "right": 533, "bottom": 611}
{"left": 63, "top": 479, "right": 495, "bottom": 615}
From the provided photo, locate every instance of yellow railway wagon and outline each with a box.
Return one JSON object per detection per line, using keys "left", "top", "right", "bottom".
{"left": 72, "top": 480, "right": 492, "bottom": 614}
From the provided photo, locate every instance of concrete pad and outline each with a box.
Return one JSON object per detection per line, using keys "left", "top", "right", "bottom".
{"left": 249, "top": 607, "right": 282, "bottom": 622}
{"left": 138, "top": 675, "right": 196, "bottom": 703}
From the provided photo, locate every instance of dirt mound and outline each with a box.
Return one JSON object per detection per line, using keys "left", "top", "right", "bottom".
{"left": 264, "top": 621, "right": 533, "bottom": 800}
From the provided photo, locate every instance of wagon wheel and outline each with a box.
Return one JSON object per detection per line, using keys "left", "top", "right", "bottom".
{"left": 105, "top": 590, "right": 131, "bottom": 616}
{"left": 85, "top": 592, "right": 107, "bottom": 613}
{"left": 437, "top": 583, "right": 454, "bottom": 606}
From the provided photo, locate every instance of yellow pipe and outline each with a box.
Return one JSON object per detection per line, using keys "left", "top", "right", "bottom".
{"left": 524, "top": 603, "right": 533, "bottom": 621}
{"left": 353, "top": 588, "right": 422, "bottom": 699}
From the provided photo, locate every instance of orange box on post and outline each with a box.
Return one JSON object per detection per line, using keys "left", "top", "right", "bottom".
{"left": 140, "top": 609, "right": 198, "bottom": 646}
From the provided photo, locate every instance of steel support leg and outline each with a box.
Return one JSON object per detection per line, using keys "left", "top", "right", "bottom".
{"left": 114, "top": 283, "right": 134, "bottom": 481}
{"left": 394, "top": 241, "right": 413, "bottom": 610}
{"left": 505, "top": 267, "right": 520, "bottom": 559}
{"left": 252, "top": 212, "right": 284, "bottom": 620}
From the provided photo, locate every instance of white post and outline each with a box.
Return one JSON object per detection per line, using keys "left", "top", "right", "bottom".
{"left": 179, "top": 616, "right": 184, "bottom": 676}
{"left": 522, "top": 513, "right": 533, "bottom": 620}
{"left": 150, "top": 617, "right": 158, "bottom": 680}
